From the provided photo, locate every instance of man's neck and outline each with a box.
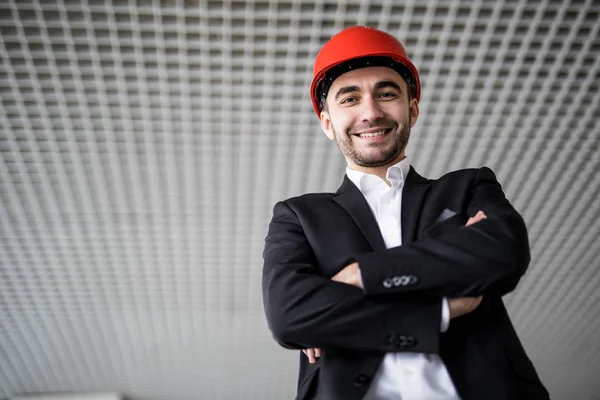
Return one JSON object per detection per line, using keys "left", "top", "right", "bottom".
{"left": 347, "top": 154, "right": 406, "bottom": 186}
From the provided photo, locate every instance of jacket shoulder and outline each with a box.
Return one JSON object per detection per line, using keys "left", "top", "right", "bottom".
{"left": 282, "top": 192, "right": 336, "bottom": 206}
{"left": 270, "top": 192, "right": 337, "bottom": 217}
{"left": 435, "top": 166, "right": 497, "bottom": 183}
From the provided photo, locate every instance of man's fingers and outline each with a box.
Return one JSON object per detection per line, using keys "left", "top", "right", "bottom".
{"left": 331, "top": 262, "right": 361, "bottom": 288}
{"left": 302, "top": 348, "right": 322, "bottom": 364}
{"left": 303, "top": 349, "right": 315, "bottom": 363}
{"left": 466, "top": 211, "right": 485, "bottom": 225}
{"left": 466, "top": 211, "right": 487, "bottom": 226}
{"left": 468, "top": 296, "right": 483, "bottom": 312}
{"left": 449, "top": 296, "right": 484, "bottom": 319}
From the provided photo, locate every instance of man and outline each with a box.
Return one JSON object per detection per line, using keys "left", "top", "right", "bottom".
{"left": 262, "top": 26, "right": 549, "bottom": 400}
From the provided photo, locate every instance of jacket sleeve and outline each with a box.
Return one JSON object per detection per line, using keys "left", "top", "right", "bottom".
{"left": 262, "top": 201, "right": 442, "bottom": 352}
{"left": 358, "top": 167, "right": 530, "bottom": 297}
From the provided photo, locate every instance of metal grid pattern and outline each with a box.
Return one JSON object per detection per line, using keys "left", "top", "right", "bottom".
{"left": 0, "top": 1, "right": 599, "bottom": 399}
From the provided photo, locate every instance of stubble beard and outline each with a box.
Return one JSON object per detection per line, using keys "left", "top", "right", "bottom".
{"left": 332, "top": 117, "right": 411, "bottom": 168}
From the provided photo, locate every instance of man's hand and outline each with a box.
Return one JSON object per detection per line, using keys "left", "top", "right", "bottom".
{"left": 448, "top": 210, "right": 488, "bottom": 319}
{"left": 448, "top": 296, "right": 483, "bottom": 319}
{"left": 302, "top": 347, "right": 321, "bottom": 364}
{"left": 331, "top": 261, "right": 361, "bottom": 288}
{"left": 466, "top": 210, "right": 487, "bottom": 226}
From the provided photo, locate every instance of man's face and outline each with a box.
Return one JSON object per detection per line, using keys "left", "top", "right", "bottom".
{"left": 319, "top": 66, "right": 419, "bottom": 170}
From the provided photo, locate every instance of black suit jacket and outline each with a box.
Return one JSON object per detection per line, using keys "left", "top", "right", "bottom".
{"left": 262, "top": 166, "right": 549, "bottom": 400}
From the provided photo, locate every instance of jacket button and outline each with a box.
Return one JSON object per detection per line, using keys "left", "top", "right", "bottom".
{"left": 387, "top": 334, "right": 404, "bottom": 348}
{"left": 354, "top": 374, "right": 372, "bottom": 387}
{"left": 398, "top": 335, "right": 408, "bottom": 347}
{"left": 384, "top": 333, "right": 399, "bottom": 345}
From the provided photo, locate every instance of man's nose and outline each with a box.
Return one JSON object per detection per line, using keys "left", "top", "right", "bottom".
{"left": 360, "top": 96, "right": 385, "bottom": 121}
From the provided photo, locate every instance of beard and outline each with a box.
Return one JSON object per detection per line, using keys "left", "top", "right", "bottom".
{"left": 331, "top": 117, "right": 411, "bottom": 168}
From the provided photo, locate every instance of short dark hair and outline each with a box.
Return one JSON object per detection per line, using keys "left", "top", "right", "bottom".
{"left": 316, "top": 56, "right": 417, "bottom": 111}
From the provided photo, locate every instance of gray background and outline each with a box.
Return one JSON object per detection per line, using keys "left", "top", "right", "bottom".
{"left": 1, "top": 1, "right": 599, "bottom": 399}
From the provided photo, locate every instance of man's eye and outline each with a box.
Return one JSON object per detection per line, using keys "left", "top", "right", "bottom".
{"left": 340, "top": 97, "right": 357, "bottom": 104}
{"left": 379, "top": 92, "right": 397, "bottom": 98}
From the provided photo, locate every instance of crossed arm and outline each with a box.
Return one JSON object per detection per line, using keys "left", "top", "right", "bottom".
{"left": 302, "top": 211, "right": 487, "bottom": 363}
{"left": 263, "top": 168, "right": 530, "bottom": 354}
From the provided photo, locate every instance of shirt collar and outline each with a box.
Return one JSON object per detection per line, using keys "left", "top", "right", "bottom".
{"left": 346, "top": 157, "right": 410, "bottom": 194}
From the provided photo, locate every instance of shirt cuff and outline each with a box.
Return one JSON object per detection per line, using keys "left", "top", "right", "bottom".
{"left": 358, "top": 267, "right": 364, "bottom": 289}
{"left": 441, "top": 297, "right": 450, "bottom": 333}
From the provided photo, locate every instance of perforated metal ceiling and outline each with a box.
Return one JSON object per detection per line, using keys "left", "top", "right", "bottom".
{"left": 1, "top": 1, "right": 599, "bottom": 399}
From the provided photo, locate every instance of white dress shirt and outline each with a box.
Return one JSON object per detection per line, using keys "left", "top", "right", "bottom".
{"left": 346, "top": 157, "right": 460, "bottom": 400}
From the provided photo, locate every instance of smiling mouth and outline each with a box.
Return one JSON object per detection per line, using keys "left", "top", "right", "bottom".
{"left": 353, "top": 128, "right": 392, "bottom": 138}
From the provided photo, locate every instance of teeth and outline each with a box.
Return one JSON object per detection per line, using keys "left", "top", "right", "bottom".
{"left": 358, "top": 130, "right": 387, "bottom": 138}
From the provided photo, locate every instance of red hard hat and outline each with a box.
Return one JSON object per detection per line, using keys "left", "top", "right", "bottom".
{"left": 310, "top": 26, "right": 421, "bottom": 117}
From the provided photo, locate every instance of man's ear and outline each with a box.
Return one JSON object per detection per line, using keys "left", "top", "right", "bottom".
{"left": 409, "top": 98, "right": 419, "bottom": 127}
{"left": 320, "top": 109, "right": 335, "bottom": 141}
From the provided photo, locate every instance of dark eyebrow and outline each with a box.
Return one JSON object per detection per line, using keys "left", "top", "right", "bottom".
{"left": 374, "top": 80, "right": 402, "bottom": 92}
{"left": 334, "top": 85, "right": 360, "bottom": 101}
{"left": 334, "top": 81, "right": 403, "bottom": 101}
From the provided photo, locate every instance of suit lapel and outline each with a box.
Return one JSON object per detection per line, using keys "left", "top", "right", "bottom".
{"left": 401, "top": 167, "right": 431, "bottom": 244}
{"left": 333, "top": 176, "right": 387, "bottom": 251}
